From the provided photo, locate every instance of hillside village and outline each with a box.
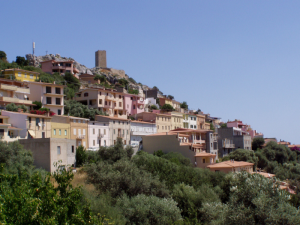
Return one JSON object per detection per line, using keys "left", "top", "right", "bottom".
{"left": 0, "top": 49, "right": 299, "bottom": 173}
{"left": 2, "top": 49, "right": 300, "bottom": 223}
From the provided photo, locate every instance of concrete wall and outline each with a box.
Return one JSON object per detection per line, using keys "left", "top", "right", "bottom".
{"left": 19, "top": 138, "right": 76, "bottom": 173}
{"left": 142, "top": 134, "right": 196, "bottom": 163}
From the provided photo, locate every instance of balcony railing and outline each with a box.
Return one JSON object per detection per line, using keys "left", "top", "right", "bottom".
{"left": 77, "top": 135, "right": 85, "bottom": 139}
{"left": 194, "top": 140, "right": 206, "bottom": 144}
{"left": 0, "top": 84, "right": 17, "bottom": 91}
{"left": 98, "top": 134, "right": 104, "bottom": 138}
{"left": 223, "top": 143, "right": 235, "bottom": 148}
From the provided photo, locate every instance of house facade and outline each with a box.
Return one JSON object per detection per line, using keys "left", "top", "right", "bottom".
{"left": 217, "top": 127, "right": 252, "bottom": 157}
{"left": 51, "top": 115, "right": 71, "bottom": 139}
{"left": 123, "top": 93, "right": 145, "bottom": 116}
{"left": 0, "top": 79, "right": 33, "bottom": 109}
{"left": 2, "top": 110, "right": 52, "bottom": 139}
{"left": 88, "top": 121, "right": 110, "bottom": 150}
{"left": 142, "top": 128, "right": 216, "bottom": 163}
{"left": 19, "top": 138, "right": 76, "bottom": 173}
{"left": 41, "top": 60, "right": 75, "bottom": 75}
{"left": 69, "top": 116, "right": 89, "bottom": 148}
{"left": 95, "top": 115, "right": 131, "bottom": 146}
{"left": 130, "top": 121, "right": 156, "bottom": 146}
{"left": 0, "top": 115, "right": 22, "bottom": 142}
{"left": 27, "top": 82, "right": 65, "bottom": 115}
{"left": 1, "top": 68, "right": 39, "bottom": 82}
{"left": 75, "top": 87, "right": 126, "bottom": 119}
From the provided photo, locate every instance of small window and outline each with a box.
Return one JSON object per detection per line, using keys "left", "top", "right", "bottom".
{"left": 203, "top": 159, "right": 205, "bottom": 163}
{"left": 46, "top": 86, "right": 51, "bottom": 93}
{"left": 93, "top": 140, "right": 95, "bottom": 146}
{"left": 59, "top": 129, "right": 61, "bottom": 135}
{"left": 72, "top": 145, "right": 74, "bottom": 153}
{"left": 104, "top": 129, "right": 106, "bottom": 135}
{"left": 99, "top": 92, "right": 101, "bottom": 95}
{"left": 57, "top": 146, "right": 61, "bottom": 155}
{"left": 18, "top": 72, "right": 21, "bottom": 77}
{"left": 56, "top": 98, "right": 61, "bottom": 105}
{"left": 84, "top": 92, "right": 89, "bottom": 97}
{"left": 114, "top": 129, "right": 115, "bottom": 134}
{"left": 30, "top": 74, "right": 33, "bottom": 79}
{"left": 55, "top": 87, "right": 61, "bottom": 94}
{"left": 93, "top": 129, "right": 95, "bottom": 134}
{"left": 73, "top": 129, "right": 76, "bottom": 135}
{"left": 99, "top": 99, "right": 102, "bottom": 104}
{"left": 54, "top": 129, "right": 56, "bottom": 135}
{"left": 36, "top": 118, "right": 40, "bottom": 126}
{"left": 24, "top": 73, "right": 27, "bottom": 78}
{"left": 65, "top": 130, "right": 67, "bottom": 136}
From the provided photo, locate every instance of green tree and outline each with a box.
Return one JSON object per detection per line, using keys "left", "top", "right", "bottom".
{"left": 229, "top": 149, "right": 258, "bottom": 169}
{"left": 252, "top": 137, "right": 265, "bottom": 150}
{"left": 116, "top": 194, "right": 182, "bottom": 225}
{"left": 6, "top": 103, "right": 19, "bottom": 112}
{"left": 76, "top": 145, "right": 87, "bottom": 167}
{"left": 32, "top": 101, "right": 42, "bottom": 110}
{"left": 221, "top": 123, "right": 227, "bottom": 128}
{"left": 180, "top": 101, "right": 188, "bottom": 109}
{"left": 0, "top": 51, "right": 7, "bottom": 61}
{"left": 167, "top": 95, "right": 174, "bottom": 100}
{"left": 64, "top": 72, "right": 80, "bottom": 93}
{"left": 150, "top": 105, "right": 158, "bottom": 110}
{"left": 209, "top": 122, "right": 215, "bottom": 131}
{"left": 118, "top": 78, "right": 129, "bottom": 87}
{"left": 15, "top": 56, "right": 28, "bottom": 67}
{"left": 153, "top": 86, "right": 159, "bottom": 91}
{"left": 94, "top": 74, "right": 107, "bottom": 83}
{"left": 161, "top": 104, "right": 174, "bottom": 111}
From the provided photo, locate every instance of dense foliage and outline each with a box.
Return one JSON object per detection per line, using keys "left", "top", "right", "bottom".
{"left": 64, "top": 100, "right": 107, "bottom": 120}
{"left": 180, "top": 101, "right": 188, "bottom": 109}
{"left": 161, "top": 103, "right": 174, "bottom": 111}
{"left": 6, "top": 103, "right": 28, "bottom": 113}
{"left": 0, "top": 141, "right": 109, "bottom": 224}
{"left": 252, "top": 137, "right": 265, "bottom": 150}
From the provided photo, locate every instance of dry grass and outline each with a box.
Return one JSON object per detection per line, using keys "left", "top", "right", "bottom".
{"left": 50, "top": 167, "right": 96, "bottom": 192}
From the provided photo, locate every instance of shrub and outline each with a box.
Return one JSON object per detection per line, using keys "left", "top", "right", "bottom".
{"left": 32, "top": 101, "right": 42, "bottom": 110}
{"left": 116, "top": 194, "right": 182, "bottom": 225}
{"left": 252, "top": 137, "right": 265, "bottom": 150}
{"left": 85, "top": 160, "right": 170, "bottom": 198}
{"left": 76, "top": 145, "right": 87, "bottom": 167}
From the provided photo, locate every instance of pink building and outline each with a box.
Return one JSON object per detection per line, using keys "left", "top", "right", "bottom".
{"left": 227, "top": 120, "right": 263, "bottom": 139}
{"left": 123, "top": 93, "right": 145, "bottom": 116}
{"left": 41, "top": 60, "right": 76, "bottom": 75}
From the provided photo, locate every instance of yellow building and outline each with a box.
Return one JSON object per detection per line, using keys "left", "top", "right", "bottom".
{"left": 2, "top": 68, "right": 39, "bottom": 82}
{"left": 171, "top": 112, "right": 183, "bottom": 129}
{"left": 156, "top": 113, "right": 172, "bottom": 133}
{"left": 51, "top": 115, "right": 71, "bottom": 139}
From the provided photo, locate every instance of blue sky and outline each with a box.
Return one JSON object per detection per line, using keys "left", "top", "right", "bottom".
{"left": 1, "top": 1, "right": 300, "bottom": 144}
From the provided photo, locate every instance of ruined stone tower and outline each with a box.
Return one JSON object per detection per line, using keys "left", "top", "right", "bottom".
{"left": 95, "top": 50, "right": 107, "bottom": 68}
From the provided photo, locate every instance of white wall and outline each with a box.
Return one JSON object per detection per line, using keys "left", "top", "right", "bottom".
{"left": 2, "top": 111, "right": 27, "bottom": 138}
{"left": 88, "top": 121, "right": 110, "bottom": 150}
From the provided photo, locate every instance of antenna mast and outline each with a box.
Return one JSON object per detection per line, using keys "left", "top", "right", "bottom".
{"left": 32, "top": 42, "right": 35, "bottom": 56}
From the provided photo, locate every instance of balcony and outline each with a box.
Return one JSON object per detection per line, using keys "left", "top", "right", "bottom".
{"left": 194, "top": 140, "right": 206, "bottom": 145}
{"left": 223, "top": 143, "right": 235, "bottom": 148}
{"left": 98, "top": 134, "right": 104, "bottom": 138}
{"left": 0, "top": 84, "right": 17, "bottom": 91}
{"left": 0, "top": 97, "right": 32, "bottom": 105}
{"left": 77, "top": 135, "right": 85, "bottom": 139}
{"left": 16, "top": 87, "right": 30, "bottom": 94}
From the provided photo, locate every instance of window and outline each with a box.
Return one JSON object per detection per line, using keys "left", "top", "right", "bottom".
{"left": 131, "top": 97, "right": 133, "bottom": 100}
{"left": 98, "top": 129, "right": 100, "bottom": 134}
{"left": 93, "top": 140, "right": 95, "bottom": 146}
{"left": 104, "top": 129, "right": 106, "bottom": 135}
{"left": 65, "top": 130, "right": 67, "bottom": 136}
{"left": 104, "top": 140, "right": 106, "bottom": 146}
{"left": 119, "top": 95, "right": 121, "bottom": 99}
{"left": 83, "top": 142, "right": 86, "bottom": 147}
{"left": 29, "top": 117, "right": 31, "bottom": 123}
{"left": 83, "top": 129, "right": 85, "bottom": 135}
{"left": 162, "top": 126, "right": 164, "bottom": 130}
{"left": 56, "top": 98, "right": 61, "bottom": 105}
{"left": 114, "top": 129, "right": 115, "bottom": 134}
{"left": 18, "top": 72, "right": 21, "bottom": 77}
{"left": 57, "top": 146, "right": 61, "bottom": 155}
{"left": 127, "top": 104, "right": 129, "bottom": 108}
{"left": 168, "top": 126, "right": 170, "bottom": 130}
{"left": 46, "top": 97, "right": 52, "bottom": 104}
{"left": 78, "top": 129, "right": 81, "bottom": 136}
{"left": 54, "top": 129, "right": 56, "bottom": 135}
{"left": 36, "top": 118, "right": 40, "bottom": 126}
{"left": 190, "top": 125, "right": 193, "bottom": 128}
{"left": 24, "top": 73, "right": 27, "bottom": 78}
{"left": 174, "top": 118, "right": 176, "bottom": 122}
{"left": 84, "top": 92, "right": 88, "bottom": 97}
{"left": 127, "top": 130, "right": 128, "bottom": 134}
{"left": 72, "top": 145, "right": 74, "bottom": 153}
{"left": 55, "top": 87, "right": 61, "bottom": 94}
{"left": 203, "top": 159, "right": 205, "bottom": 163}
{"left": 46, "top": 86, "right": 51, "bottom": 93}
{"left": 59, "top": 129, "right": 61, "bottom": 135}
{"left": 119, "top": 102, "right": 122, "bottom": 107}
{"left": 73, "top": 119, "right": 76, "bottom": 123}
{"left": 73, "top": 129, "right": 76, "bottom": 135}
{"left": 99, "top": 99, "right": 102, "bottom": 104}
{"left": 58, "top": 109, "right": 61, "bottom": 115}
{"left": 105, "top": 101, "right": 107, "bottom": 105}
{"left": 30, "top": 74, "right": 33, "bottom": 79}
{"left": 123, "top": 130, "right": 124, "bottom": 135}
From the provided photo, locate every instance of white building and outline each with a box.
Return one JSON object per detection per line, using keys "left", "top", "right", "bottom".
{"left": 130, "top": 121, "right": 157, "bottom": 147}
{"left": 183, "top": 114, "right": 197, "bottom": 129}
{"left": 144, "top": 97, "right": 159, "bottom": 112}
{"left": 88, "top": 121, "right": 110, "bottom": 150}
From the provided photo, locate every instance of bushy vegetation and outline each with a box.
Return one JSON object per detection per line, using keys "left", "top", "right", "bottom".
{"left": 6, "top": 103, "right": 28, "bottom": 112}
{"left": 64, "top": 100, "right": 107, "bottom": 120}
{"left": 0, "top": 141, "right": 111, "bottom": 224}
{"left": 161, "top": 103, "right": 174, "bottom": 111}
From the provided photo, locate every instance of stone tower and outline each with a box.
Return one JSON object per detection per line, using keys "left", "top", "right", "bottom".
{"left": 95, "top": 50, "right": 107, "bottom": 68}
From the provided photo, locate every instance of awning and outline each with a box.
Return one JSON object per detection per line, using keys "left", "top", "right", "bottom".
{"left": 28, "top": 130, "right": 35, "bottom": 138}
